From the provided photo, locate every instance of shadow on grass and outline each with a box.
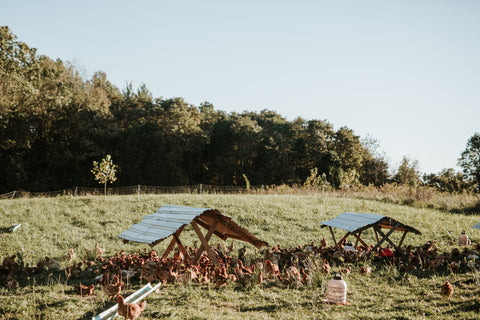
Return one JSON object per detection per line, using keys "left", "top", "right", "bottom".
{"left": 450, "top": 201, "right": 480, "bottom": 215}
{"left": 443, "top": 299, "right": 480, "bottom": 314}
{"left": 240, "top": 303, "right": 287, "bottom": 313}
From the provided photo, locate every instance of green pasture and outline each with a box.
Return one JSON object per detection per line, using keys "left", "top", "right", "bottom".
{"left": 0, "top": 194, "right": 479, "bottom": 319}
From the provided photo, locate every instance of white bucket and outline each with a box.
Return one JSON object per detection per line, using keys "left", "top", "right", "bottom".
{"left": 326, "top": 273, "right": 347, "bottom": 305}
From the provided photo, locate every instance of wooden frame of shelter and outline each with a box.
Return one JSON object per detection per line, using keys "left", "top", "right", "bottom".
{"left": 119, "top": 205, "right": 269, "bottom": 267}
{"left": 320, "top": 212, "right": 421, "bottom": 256}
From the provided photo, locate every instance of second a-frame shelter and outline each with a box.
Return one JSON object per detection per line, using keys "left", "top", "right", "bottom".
{"left": 320, "top": 212, "right": 421, "bottom": 255}
{"left": 119, "top": 205, "right": 269, "bottom": 267}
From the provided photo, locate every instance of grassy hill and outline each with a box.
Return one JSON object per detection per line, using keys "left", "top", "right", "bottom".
{"left": 0, "top": 194, "right": 479, "bottom": 319}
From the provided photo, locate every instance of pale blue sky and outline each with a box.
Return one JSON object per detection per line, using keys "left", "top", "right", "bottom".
{"left": 2, "top": 1, "right": 479, "bottom": 174}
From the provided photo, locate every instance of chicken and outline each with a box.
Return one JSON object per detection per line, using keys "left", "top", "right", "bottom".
{"left": 359, "top": 266, "right": 372, "bottom": 274}
{"left": 103, "top": 275, "right": 123, "bottom": 300}
{"left": 117, "top": 295, "right": 147, "bottom": 320}
{"left": 24, "top": 261, "right": 44, "bottom": 275}
{"left": 2, "top": 254, "right": 18, "bottom": 269}
{"left": 265, "top": 260, "right": 280, "bottom": 277}
{"left": 77, "top": 284, "right": 95, "bottom": 296}
{"left": 320, "top": 237, "right": 328, "bottom": 248}
{"left": 213, "top": 266, "right": 229, "bottom": 287}
{"left": 45, "top": 257, "right": 61, "bottom": 271}
{"left": 257, "top": 270, "right": 264, "bottom": 284}
{"left": 227, "top": 241, "right": 235, "bottom": 254}
{"left": 300, "top": 267, "right": 310, "bottom": 285}
{"left": 95, "top": 242, "right": 105, "bottom": 261}
{"left": 4, "top": 269, "right": 19, "bottom": 289}
{"left": 237, "top": 260, "right": 254, "bottom": 275}
{"left": 238, "top": 246, "right": 247, "bottom": 264}
{"left": 285, "top": 266, "right": 302, "bottom": 284}
{"left": 321, "top": 259, "right": 331, "bottom": 274}
{"left": 63, "top": 248, "right": 76, "bottom": 263}
{"left": 340, "top": 267, "right": 351, "bottom": 275}
{"left": 448, "top": 261, "right": 460, "bottom": 273}
{"left": 235, "top": 266, "right": 253, "bottom": 285}
{"left": 441, "top": 281, "right": 453, "bottom": 298}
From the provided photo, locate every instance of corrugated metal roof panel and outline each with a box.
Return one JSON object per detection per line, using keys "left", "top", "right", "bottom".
{"left": 472, "top": 222, "right": 480, "bottom": 230}
{"left": 118, "top": 205, "right": 211, "bottom": 244}
{"left": 321, "top": 212, "right": 385, "bottom": 233}
{"left": 118, "top": 204, "right": 269, "bottom": 248}
{"left": 321, "top": 212, "right": 421, "bottom": 235}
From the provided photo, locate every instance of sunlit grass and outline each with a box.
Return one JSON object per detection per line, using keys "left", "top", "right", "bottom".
{"left": 0, "top": 194, "right": 479, "bottom": 319}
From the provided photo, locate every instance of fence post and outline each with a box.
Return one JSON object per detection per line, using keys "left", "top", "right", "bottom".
{"left": 199, "top": 184, "right": 202, "bottom": 194}
{"left": 74, "top": 186, "right": 78, "bottom": 197}
{"left": 11, "top": 191, "right": 16, "bottom": 199}
{"left": 137, "top": 185, "right": 140, "bottom": 200}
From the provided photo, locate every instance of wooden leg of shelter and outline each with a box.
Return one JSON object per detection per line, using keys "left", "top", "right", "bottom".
{"left": 337, "top": 232, "right": 351, "bottom": 248}
{"left": 398, "top": 230, "right": 408, "bottom": 248}
{"left": 162, "top": 237, "right": 177, "bottom": 259}
{"left": 173, "top": 233, "right": 190, "bottom": 261}
{"left": 191, "top": 221, "right": 221, "bottom": 268}
{"left": 328, "top": 226, "right": 337, "bottom": 246}
{"left": 352, "top": 232, "right": 368, "bottom": 247}
{"left": 162, "top": 225, "right": 186, "bottom": 259}
{"left": 374, "top": 228, "right": 379, "bottom": 244}
{"left": 192, "top": 221, "right": 218, "bottom": 263}
{"left": 371, "top": 224, "right": 400, "bottom": 254}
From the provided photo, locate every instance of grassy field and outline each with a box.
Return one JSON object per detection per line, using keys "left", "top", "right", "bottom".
{"left": 0, "top": 194, "right": 479, "bottom": 319}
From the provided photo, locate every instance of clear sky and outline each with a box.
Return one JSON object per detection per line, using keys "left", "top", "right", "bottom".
{"left": 2, "top": 1, "right": 479, "bottom": 174}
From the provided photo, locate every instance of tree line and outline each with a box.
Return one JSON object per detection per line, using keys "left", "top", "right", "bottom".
{"left": 1, "top": 26, "right": 479, "bottom": 193}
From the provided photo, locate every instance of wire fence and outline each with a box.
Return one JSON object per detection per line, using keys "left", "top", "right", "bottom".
{"left": 0, "top": 184, "right": 277, "bottom": 199}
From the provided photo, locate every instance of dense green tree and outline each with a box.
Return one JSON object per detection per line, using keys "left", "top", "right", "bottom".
{"left": 251, "top": 110, "right": 295, "bottom": 185}
{"left": 458, "top": 133, "right": 480, "bottom": 192}
{"left": 359, "top": 136, "right": 390, "bottom": 186}
{"left": 393, "top": 157, "right": 421, "bottom": 186}
{"left": 4, "top": 26, "right": 474, "bottom": 194}
{"left": 423, "top": 168, "right": 472, "bottom": 193}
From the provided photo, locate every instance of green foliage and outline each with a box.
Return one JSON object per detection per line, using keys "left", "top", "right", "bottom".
{"left": 393, "top": 156, "right": 421, "bottom": 187}
{"left": 423, "top": 168, "right": 473, "bottom": 193}
{"left": 1, "top": 26, "right": 474, "bottom": 196}
{"left": 303, "top": 167, "right": 330, "bottom": 189}
{"left": 91, "top": 155, "right": 118, "bottom": 194}
{"left": 458, "top": 132, "right": 480, "bottom": 191}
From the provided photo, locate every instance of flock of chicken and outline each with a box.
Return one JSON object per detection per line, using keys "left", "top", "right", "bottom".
{"left": 1, "top": 238, "right": 479, "bottom": 317}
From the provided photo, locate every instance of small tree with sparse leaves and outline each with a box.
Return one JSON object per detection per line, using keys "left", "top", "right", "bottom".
{"left": 91, "top": 155, "right": 118, "bottom": 195}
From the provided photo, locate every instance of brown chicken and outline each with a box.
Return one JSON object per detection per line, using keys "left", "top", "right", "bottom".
{"left": 441, "top": 281, "right": 453, "bottom": 298}
{"left": 265, "top": 260, "right": 280, "bottom": 277}
{"left": 77, "top": 284, "right": 95, "bottom": 296}
{"left": 340, "top": 267, "right": 352, "bottom": 275}
{"left": 448, "top": 261, "right": 460, "bottom": 273}
{"left": 45, "top": 257, "right": 61, "bottom": 271}
{"left": 63, "top": 248, "right": 76, "bottom": 263}
{"left": 213, "top": 266, "right": 229, "bottom": 287}
{"left": 359, "top": 266, "right": 372, "bottom": 274}
{"left": 117, "top": 295, "right": 147, "bottom": 320}
{"left": 321, "top": 259, "right": 331, "bottom": 274}
{"left": 320, "top": 237, "right": 328, "bottom": 248}
{"left": 103, "top": 275, "right": 123, "bottom": 300}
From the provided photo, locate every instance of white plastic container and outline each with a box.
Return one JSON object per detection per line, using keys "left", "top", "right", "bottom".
{"left": 458, "top": 231, "right": 471, "bottom": 246}
{"left": 326, "top": 273, "right": 347, "bottom": 305}
{"left": 343, "top": 242, "right": 356, "bottom": 252}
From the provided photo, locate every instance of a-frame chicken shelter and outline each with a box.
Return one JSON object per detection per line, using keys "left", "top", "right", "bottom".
{"left": 320, "top": 212, "right": 421, "bottom": 254}
{"left": 472, "top": 222, "right": 480, "bottom": 230}
{"left": 119, "top": 205, "right": 269, "bottom": 267}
